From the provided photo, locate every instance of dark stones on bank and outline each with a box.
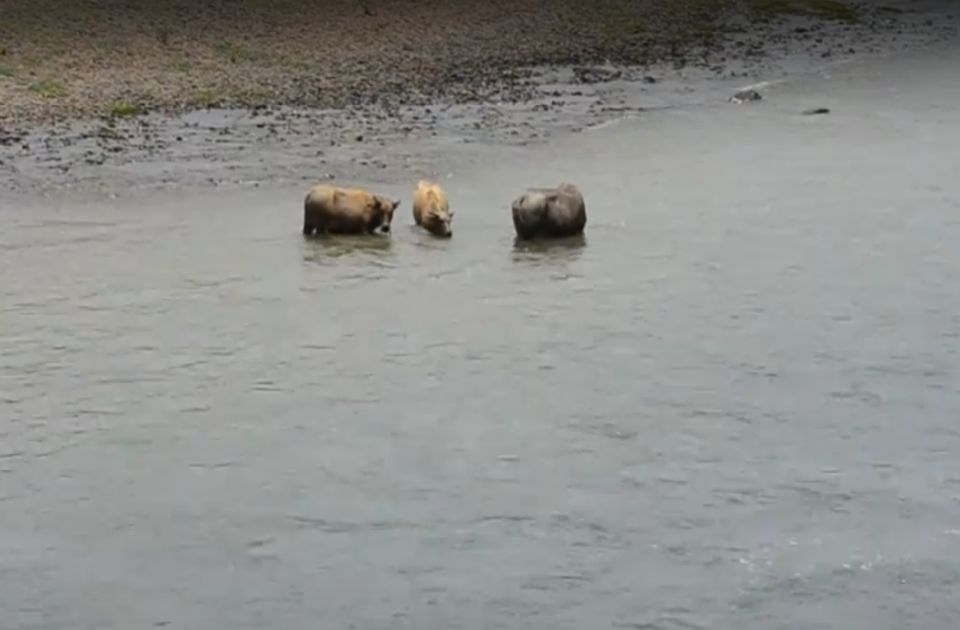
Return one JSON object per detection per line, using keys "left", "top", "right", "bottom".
{"left": 729, "top": 88, "right": 832, "bottom": 117}
{"left": 730, "top": 88, "right": 763, "bottom": 104}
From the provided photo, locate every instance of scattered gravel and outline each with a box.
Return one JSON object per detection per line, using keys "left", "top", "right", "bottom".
{"left": 0, "top": 1, "right": 956, "bottom": 196}
{"left": 0, "top": 0, "right": 734, "bottom": 124}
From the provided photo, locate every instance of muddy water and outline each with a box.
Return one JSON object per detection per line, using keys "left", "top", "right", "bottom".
{"left": 3, "top": 38, "right": 960, "bottom": 630}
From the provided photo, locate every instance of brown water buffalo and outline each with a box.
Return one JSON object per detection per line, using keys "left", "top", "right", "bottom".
{"left": 303, "top": 184, "right": 400, "bottom": 236}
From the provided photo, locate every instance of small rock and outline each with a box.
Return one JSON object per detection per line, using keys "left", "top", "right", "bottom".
{"left": 730, "top": 89, "right": 762, "bottom": 104}
{"left": 573, "top": 66, "right": 623, "bottom": 84}
{"left": 802, "top": 107, "right": 831, "bottom": 116}
{"left": 642, "top": 76, "right": 658, "bottom": 84}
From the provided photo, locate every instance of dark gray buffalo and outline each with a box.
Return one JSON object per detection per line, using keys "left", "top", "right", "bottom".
{"left": 510, "top": 183, "right": 586, "bottom": 240}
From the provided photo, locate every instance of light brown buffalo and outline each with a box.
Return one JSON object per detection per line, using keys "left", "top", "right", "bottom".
{"left": 303, "top": 184, "right": 400, "bottom": 236}
{"left": 412, "top": 180, "right": 453, "bottom": 237}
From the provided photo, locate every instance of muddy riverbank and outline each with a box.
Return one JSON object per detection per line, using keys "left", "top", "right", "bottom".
{"left": 0, "top": 1, "right": 955, "bottom": 197}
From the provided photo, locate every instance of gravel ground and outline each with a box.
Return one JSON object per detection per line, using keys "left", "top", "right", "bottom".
{"left": 0, "top": 0, "right": 732, "bottom": 123}
{"left": 0, "top": 1, "right": 956, "bottom": 196}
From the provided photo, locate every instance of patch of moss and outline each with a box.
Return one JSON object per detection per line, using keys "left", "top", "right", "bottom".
{"left": 169, "top": 58, "right": 193, "bottom": 73}
{"left": 109, "top": 101, "right": 147, "bottom": 118}
{"left": 232, "top": 86, "right": 273, "bottom": 106}
{"left": 272, "top": 53, "right": 311, "bottom": 71}
{"left": 190, "top": 89, "right": 221, "bottom": 108}
{"left": 214, "top": 43, "right": 261, "bottom": 64}
{"left": 0, "top": 64, "right": 15, "bottom": 78}
{"left": 30, "top": 78, "right": 68, "bottom": 99}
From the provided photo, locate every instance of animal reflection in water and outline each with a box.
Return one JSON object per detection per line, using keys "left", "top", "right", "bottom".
{"left": 301, "top": 233, "right": 394, "bottom": 265}
{"left": 511, "top": 233, "right": 587, "bottom": 265}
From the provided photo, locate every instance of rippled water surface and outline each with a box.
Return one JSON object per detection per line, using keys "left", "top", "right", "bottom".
{"left": 2, "top": 42, "right": 960, "bottom": 630}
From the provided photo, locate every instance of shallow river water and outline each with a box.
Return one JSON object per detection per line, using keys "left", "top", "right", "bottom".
{"left": 2, "top": 37, "right": 960, "bottom": 630}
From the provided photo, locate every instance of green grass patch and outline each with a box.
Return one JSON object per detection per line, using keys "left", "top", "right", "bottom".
{"left": 109, "top": 101, "right": 147, "bottom": 118}
{"left": 190, "top": 89, "right": 221, "bottom": 107}
{"left": 0, "top": 64, "right": 15, "bottom": 78}
{"left": 214, "top": 43, "right": 261, "bottom": 64}
{"left": 30, "top": 78, "right": 68, "bottom": 99}
{"left": 232, "top": 86, "right": 274, "bottom": 106}
{"left": 272, "top": 53, "right": 311, "bottom": 71}
{"left": 169, "top": 57, "right": 193, "bottom": 73}
{"left": 751, "top": 0, "right": 859, "bottom": 21}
